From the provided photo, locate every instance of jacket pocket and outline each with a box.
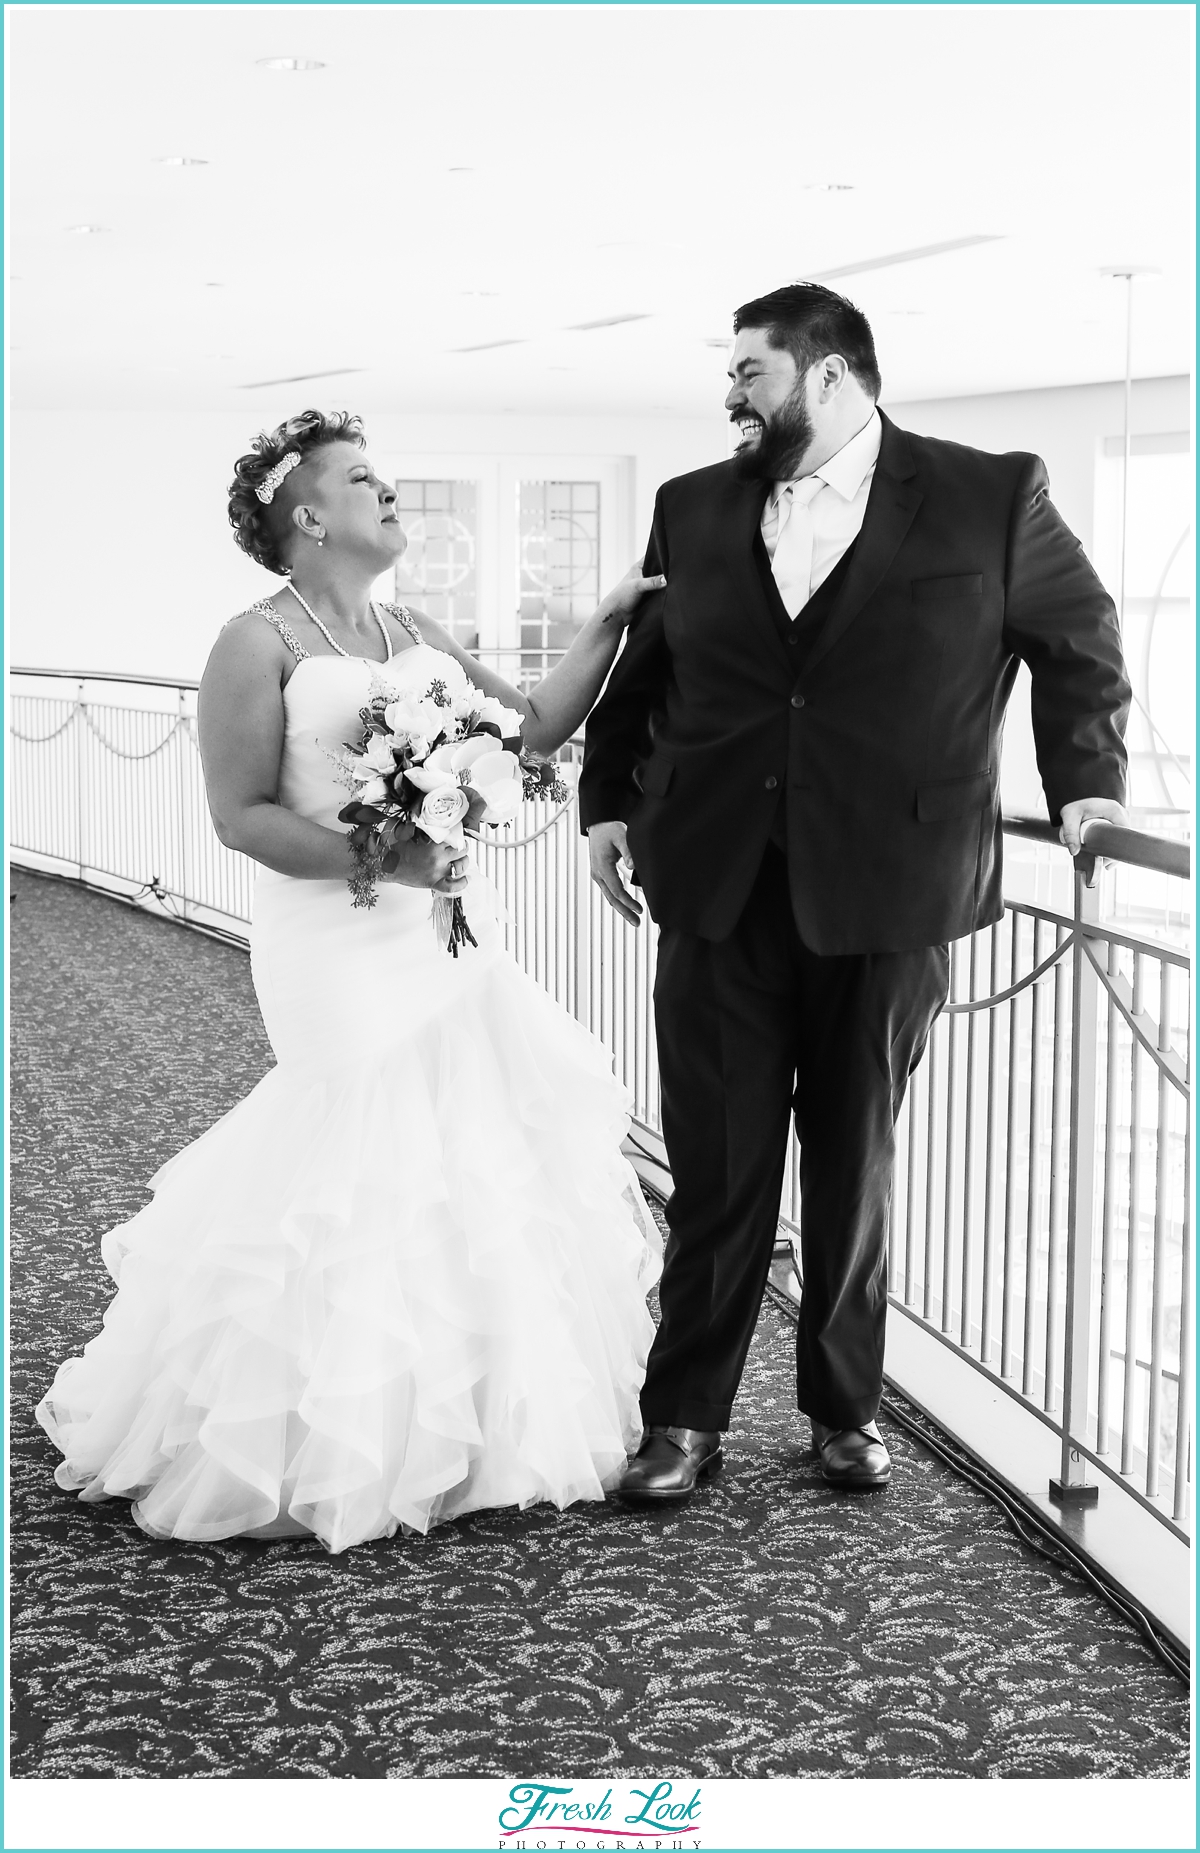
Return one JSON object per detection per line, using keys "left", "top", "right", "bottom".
{"left": 916, "top": 770, "right": 992, "bottom": 822}
{"left": 912, "top": 573, "right": 984, "bottom": 601}
{"left": 639, "top": 754, "right": 675, "bottom": 798}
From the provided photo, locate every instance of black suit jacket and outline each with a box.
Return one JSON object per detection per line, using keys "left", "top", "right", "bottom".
{"left": 578, "top": 412, "right": 1131, "bottom": 955}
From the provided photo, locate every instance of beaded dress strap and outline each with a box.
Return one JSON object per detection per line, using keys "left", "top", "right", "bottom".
{"left": 381, "top": 601, "right": 423, "bottom": 647}
{"left": 248, "top": 598, "right": 311, "bottom": 663}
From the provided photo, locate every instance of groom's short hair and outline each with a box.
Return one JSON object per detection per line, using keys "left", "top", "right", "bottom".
{"left": 734, "top": 283, "right": 882, "bottom": 400}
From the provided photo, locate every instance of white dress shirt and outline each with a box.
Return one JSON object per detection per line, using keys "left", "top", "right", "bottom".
{"left": 761, "top": 408, "right": 883, "bottom": 618}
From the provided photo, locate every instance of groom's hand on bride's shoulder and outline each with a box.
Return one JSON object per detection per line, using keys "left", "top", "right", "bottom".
{"left": 588, "top": 822, "right": 642, "bottom": 927}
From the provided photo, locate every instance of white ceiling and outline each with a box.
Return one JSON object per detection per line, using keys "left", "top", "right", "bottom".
{"left": 6, "top": 3, "right": 1194, "bottom": 418}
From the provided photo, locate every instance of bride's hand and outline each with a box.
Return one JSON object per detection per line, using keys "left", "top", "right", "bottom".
{"left": 378, "top": 835, "right": 469, "bottom": 895}
{"left": 594, "top": 557, "right": 667, "bottom": 631}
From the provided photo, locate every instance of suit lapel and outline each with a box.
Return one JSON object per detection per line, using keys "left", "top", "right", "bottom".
{"left": 803, "top": 412, "right": 923, "bottom": 676}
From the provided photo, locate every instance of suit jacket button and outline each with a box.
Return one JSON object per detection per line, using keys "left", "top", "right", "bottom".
{"left": 791, "top": 694, "right": 805, "bottom": 709}
{"left": 764, "top": 776, "right": 778, "bottom": 790}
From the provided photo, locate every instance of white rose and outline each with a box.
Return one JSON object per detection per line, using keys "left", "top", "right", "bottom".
{"left": 404, "top": 762, "right": 458, "bottom": 795}
{"left": 415, "top": 698, "right": 449, "bottom": 740}
{"left": 449, "top": 736, "right": 498, "bottom": 775}
{"left": 361, "top": 733, "right": 398, "bottom": 774}
{"left": 417, "top": 783, "right": 469, "bottom": 845}
{"left": 383, "top": 695, "right": 426, "bottom": 737}
{"left": 465, "top": 749, "right": 524, "bottom": 823}
{"left": 476, "top": 696, "right": 524, "bottom": 739}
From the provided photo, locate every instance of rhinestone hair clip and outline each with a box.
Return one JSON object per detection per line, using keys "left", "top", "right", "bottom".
{"left": 255, "top": 451, "right": 303, "bottom": 505}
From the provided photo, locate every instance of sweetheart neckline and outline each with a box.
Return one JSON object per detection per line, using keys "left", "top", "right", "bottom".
{"left": 283, "top": 639, "right": 447, "bottom": 684}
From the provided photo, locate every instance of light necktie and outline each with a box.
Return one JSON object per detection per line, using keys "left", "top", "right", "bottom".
{"left": 770, "top": 474, "right": 825, "bottom": 620}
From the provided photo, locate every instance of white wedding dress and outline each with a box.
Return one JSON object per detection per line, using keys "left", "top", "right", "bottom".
{"left": 36, "top": 609, "right": 661, "bottom": 1553}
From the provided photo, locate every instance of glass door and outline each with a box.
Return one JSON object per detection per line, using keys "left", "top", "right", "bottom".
{"left": 375, "top": 451, "right": 634, "bottom": 697}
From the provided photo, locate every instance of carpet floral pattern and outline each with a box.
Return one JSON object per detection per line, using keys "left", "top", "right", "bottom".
{"left": 8, "top": 871, "right": 1190, "bottom": 1779}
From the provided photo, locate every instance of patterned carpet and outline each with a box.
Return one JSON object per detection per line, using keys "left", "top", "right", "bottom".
{"left": 8, "top": 868, "right": 1191, "bottom": 1779}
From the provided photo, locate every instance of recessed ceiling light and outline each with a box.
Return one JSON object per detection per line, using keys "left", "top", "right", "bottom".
{"left": 239, "top": 367, "right": 365, "bottom": 388}
{"left": 703, "top": 338, "right": 732, "bottom": 349}
{"left": 67, "top": 224, "right": 110, "bottom": 235}
{"left": 257, "top": 57, "right": 325, "bottom": 72}
{"left": 448, "top": 166, "right": 475, "bottom": 173}
{"left": 155, "top": 156, "right": 208, "bottom": 167}
{"left": 809, "top": 235, "right": 1003, "bottom": 283}
{"left": 802, "top": 183, "right": 856, "bottom": 192}
{"left": 205, "top": 282, "right": 224, "bottom": 288}
{"left": 565, "top": 313, "right": 651, "bottom": 331}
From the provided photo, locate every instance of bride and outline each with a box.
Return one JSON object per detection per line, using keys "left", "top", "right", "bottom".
{"left": 36, "top": 410, "right": 665, "bottom": 1553}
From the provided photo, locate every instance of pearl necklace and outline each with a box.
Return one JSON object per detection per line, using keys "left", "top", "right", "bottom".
{"left": 285, "top": 582, "right": 392, "bottom": 661}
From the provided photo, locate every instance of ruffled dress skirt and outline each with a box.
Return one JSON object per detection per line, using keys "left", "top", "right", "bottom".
{"left": 36, "top": 863, "right": 661, "bottom": 1553}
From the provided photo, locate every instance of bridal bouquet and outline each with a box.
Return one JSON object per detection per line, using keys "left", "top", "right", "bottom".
{"left": 333, "top": 669, "right": 570, "bottom": 953}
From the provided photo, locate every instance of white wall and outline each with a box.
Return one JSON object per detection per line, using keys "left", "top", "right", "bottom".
{"left": 887, "top": 375, "right": 1190, "bottom": 559}
{"left": 10, "top": 377, "right": 1188, "bottom": 711}
{"left": 7, "top": 408, "right": 725, "bottom": 682}
{"left": 887, "top": 375, "right": 1191, "bottom": 815}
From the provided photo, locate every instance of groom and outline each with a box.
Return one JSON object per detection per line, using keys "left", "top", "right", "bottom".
{"left": 579, "top": 283, "right": 1131, "bottom": 1503}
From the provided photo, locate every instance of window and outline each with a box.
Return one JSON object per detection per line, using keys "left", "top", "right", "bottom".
{"left": 518, "top": 479, "right": 601, "bottom": 660}
{"left": 1093, "top": 435, "right": 1193, "bottom": 817}
{"left": 394, "top": 480, "right": 478, "bottom": 651}
{"left": 374, "top": 453, "right": 633, "bottom": 686}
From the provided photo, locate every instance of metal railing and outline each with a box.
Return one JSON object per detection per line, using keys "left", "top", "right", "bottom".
{"left": 9, "top": 668, "right": 1193, "bottom": 1537}
{"left": 883, "top": 819, "right": 1191, "bottom": 1528}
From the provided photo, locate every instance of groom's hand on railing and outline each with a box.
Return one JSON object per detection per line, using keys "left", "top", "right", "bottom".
{"left": 1059, "top": 797, "right": 1129, "bottom": 885}
{"left": 588, "top": 821, "right": 643, "bottom": 927}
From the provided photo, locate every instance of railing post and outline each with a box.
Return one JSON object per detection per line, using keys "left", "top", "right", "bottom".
{"left": 177, "top": 686, "right": 191, "bottom": 925}
{"left": 1051, "top": 853, "right": 1102, "bottom": 1505}
{"left": 75, "top": 677, "right": 87, "bottom": 881}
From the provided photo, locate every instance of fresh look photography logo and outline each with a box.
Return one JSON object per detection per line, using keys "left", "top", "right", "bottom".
{"left": 498, "top": 1781, "right": 702, "bottom": 1847}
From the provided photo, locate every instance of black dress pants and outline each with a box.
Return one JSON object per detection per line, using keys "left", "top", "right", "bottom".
{"left": 642, "top": 846, "right": 950, "bottom": 1433}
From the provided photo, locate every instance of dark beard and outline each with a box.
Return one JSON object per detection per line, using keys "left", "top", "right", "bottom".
{"left": 732, "top": 386, "right": 815, "bottom": 483}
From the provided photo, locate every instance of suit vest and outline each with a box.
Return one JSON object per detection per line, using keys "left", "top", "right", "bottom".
{"left": 762, "top": 535, "right": 860, "bottom": 849}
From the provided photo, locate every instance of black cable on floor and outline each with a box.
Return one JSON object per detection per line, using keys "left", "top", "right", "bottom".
{"left": 11, "top": 864, "right": 250, "bottom": 952}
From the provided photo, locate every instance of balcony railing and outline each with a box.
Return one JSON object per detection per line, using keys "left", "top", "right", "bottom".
{"left": 9, "top": 667, "right": 1193, "bottom": 1617}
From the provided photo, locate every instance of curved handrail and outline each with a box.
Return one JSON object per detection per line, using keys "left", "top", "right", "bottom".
{"left": 943, "top": 932, "right": 1074, "bottom": 1015}
{"left": 12, "top": 666, "right": 201, "bottom": 691}
{"left": 1081, "top": 937, "right": 1189, "bottom": 1095}
{"left": 1080, "top": 820, "right": 1190, "bottom": 880}
{"left": 1002, "top": 813, "right": 1190, "bottom": 881}
{"left": 10, "top": 674, "right": 1192, "bottom": 882}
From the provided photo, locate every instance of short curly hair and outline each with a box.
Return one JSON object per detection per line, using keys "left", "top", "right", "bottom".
{"left": 228, "top": 410, "right": 366, "bottom": 575}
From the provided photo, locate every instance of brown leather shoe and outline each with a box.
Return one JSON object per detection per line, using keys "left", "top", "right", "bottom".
{"left": 617, "top": 1426, "right": 723, "bottom": 1506}
{"left": 811, "top": 1419, "right": 892, "bottom": 1489}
